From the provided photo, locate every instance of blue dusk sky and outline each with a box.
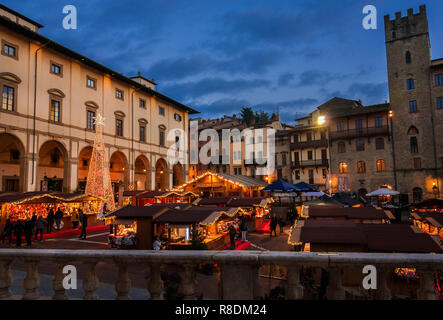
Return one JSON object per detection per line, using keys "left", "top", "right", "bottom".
{"left": 2, "top": 0, "right": 443, "bottom": 124}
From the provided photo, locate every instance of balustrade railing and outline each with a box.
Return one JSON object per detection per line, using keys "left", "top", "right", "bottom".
{"left": 0, "top": 250, "right": 441, "bottom": 300}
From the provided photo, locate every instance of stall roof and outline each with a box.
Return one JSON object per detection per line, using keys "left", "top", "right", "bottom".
{"left": 112, "top": 205, "right": 172, "bottom": 219}
{"left": 227, "top": 197, "right": 274, "bottom": 208}
{"left": 289, "top": 220, "right": 443, "bottom": 253}
{"left": 307, "top": 206, "right": 392, "bottom": 220}
{"left": 332, "top": 193, "right": 361, "bottom": 206}
{"left": 0, "top": 192, "right": 100, "bottom": 205}
{"left": 409, "top": 198, "right": 443, "bottom": 210}
{"left": 303, "top": 195, "right": 344, "bottom": 207}
{"left": 197, "top": 197, "right": 233, "bottom": 206}
{"left": 154, "top": 206, "right": 243, "bottom": 225}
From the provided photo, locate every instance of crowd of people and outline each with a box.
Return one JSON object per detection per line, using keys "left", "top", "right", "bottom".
{"left": 0, "top": 206, "right": 89, "bottom": 247}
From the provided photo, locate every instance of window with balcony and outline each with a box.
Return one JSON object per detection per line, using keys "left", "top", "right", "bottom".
{"left": 375, "top": 117, "right": 383, "bottom": 128}
{"left": 376, "top": 159, "right": 386, "bottom": 172}
{"left": 339, "top": 162, "right": 348, "bottom": 173}
{"left": 337, "top": 141, "right": 346, "bottom": 153}
{"left": 356, "top": 140, "right": 365, "bottom": 151}
{"left": 307, "top": 150, "right": 313, "bottom": 160}
{"left": 375, "top": 137, "right": 384, "bottom": 150}
{"left": 357, "top": 161, "right": 366, "bottom": 173}
{"left": 355, "top": 119, "right": 363, "bottom": 132}
{"left": 409, "top": 100, "right": 417, "bottom": 113}
{"left": 337, "top": 122, "right": 344, "bottom": 132}
{"left": 306, "top": 132, "right": 312, "bottom": 141}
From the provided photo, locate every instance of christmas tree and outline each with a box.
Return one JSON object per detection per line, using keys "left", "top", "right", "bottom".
{"left": 85, "top": 113, "right": 116, "bottom": 211}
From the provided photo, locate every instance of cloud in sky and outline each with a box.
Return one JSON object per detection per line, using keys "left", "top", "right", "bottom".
{"left": 3, "top": 0, "right": 441, "bottom": 123}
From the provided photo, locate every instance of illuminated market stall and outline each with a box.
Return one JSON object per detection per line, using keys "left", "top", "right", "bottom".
{"left": 227, "top": 197, "right": 274, "bottom": 229}
{"left": 154, "top": 206, "right": 245, "bottom": 250}
{"left": 409, "top": 199, "right": 443, "bottom": 238}
{"left": 122, "top": 190, "right": 198, "bottom": 206}
{"left": 0, "top": 192, "right": 101, "bottom": 232}
{"left": 173, "top": 171, "right": 268, "bottom": 198}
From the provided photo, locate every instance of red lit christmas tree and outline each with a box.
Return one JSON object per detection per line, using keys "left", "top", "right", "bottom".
{"left": 85, "top": 113, "right": 116, "bottom": 211}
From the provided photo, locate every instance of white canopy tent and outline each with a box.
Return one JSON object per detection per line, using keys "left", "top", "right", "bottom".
{"left": 366, "top": 188, "right": 400, "bottom": 197}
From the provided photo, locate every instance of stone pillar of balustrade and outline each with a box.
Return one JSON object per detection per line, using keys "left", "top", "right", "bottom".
{"left": 83, "top": 261, "right": 99, "bottom": 300}
{"left": 326, "top": 267, "right": 345, "bottom": 300}
{"left": 220, "top": 263, "right": 257, "bottom": 300}
{"left": 374, "top": 266, "right": 391, "bottom": 300}
{"left": 52, "top": 260, "right": 69, "bottom": 300}
{"left": 115, "top": 263, "right": 131, "bottom": 300}
{"left": 417, "top": 268, "right": 439, "bottom": 300}
{"left": 0, "top": 259, "right": 13, "bottom": 299}
{"left": 286, "top": 266, "right": 303, "bottom": 300}
{"left": 180, "top": 264, "right": 196, "bottom": 300}
{"left": 148, "top": 263, "right": 163, "bottom": 300}
{"left": 23, "top": 260, "right": 40, "bottom": 300}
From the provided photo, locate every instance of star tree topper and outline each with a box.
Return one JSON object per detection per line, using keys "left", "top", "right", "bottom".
{"left": 94, "top": 113, "right": 106, "bottom": 126}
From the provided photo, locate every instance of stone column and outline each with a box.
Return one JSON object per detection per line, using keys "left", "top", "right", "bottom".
{"left": 115, "top": 263, "right": 131, "bottom": 300}
{"left": 83, "top": 262, "right": 99, "bottom": 300}
{"left": 69, "top": 159, "right": 78, "bottom": 193}
{"left": 417, "top": 268, "right": 439, "bottom": 300}
{"left": 375, "top": 266, "right": 391, "bottom": 300}
{"left": 26, "top": 155, "right": 38, "bottom": 191}
{"left": 22, "top": 260, "right": 40, "bottom": 300}
{"left": 326, "top": 267, "right": 345, "bottom": 300}
{"left": 52, "top": 260, "right": 68, "bottom": 300}
{"left": 168, "top": 170, "right": 173, "bottom": 190}
{"left": 151, "top": 170, "right": 156, "bottom": 191}
{"left": 286, "top": 266, "right": 303, "bottom": 300}
{"left": 147, "top": 263, "right": 163, "bottom": 300}
{"left": 0, "top": 260, "right": 13, "bottom": 299}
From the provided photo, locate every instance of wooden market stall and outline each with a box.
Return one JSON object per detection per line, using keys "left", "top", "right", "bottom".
{"left": 107, "top": 205, "right": 172, "bottom": 249}
{"left": 0, "top": 192, "right": 101, "bottom": 232}
{"left": 227, "top": 197, "right": 274, "bottom": 230}
{"left": 153, "top": 206, "right": 245, "bottom": 250}
{"left": 122, "top": 190, "right": 198, "bottom": 206}
{"left": 173, "top": 171, "right": 268, "bottom": 198}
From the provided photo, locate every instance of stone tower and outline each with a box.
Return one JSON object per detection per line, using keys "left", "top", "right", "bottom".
{"left": 384, "top": 5, "right": 442, "bottom": 201}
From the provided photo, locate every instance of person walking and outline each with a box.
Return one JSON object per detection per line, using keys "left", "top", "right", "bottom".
{"left": 46, "top": 207, "right": 55, "bottom": 234}
{"left": 1, "top": 219, "right": 13, "bottom": 245}
{"left": 14, "top": 220, "right": 24, "bottom": 247}
{"left": 79, "top": 212, "right": 88, "bottom": 240}
{"left": 71, "top": 209, "right": 80, "bottom": 229}
{"left": 24, "top": 218, "right": 33, "bottom": 247}
{"left": 240, "top": 220, "right": 247, "bottom": 242}
{"left": 228, "top": 224, "right": 236, "bottom": 249}
{"left": 270, "top": 214, "right": 278, "bottom": 237}
{"left": 153, "top": 236, "right": 162, "bottom": 250}
{"left": 55, "top": 207, "right": 64, "bottom": 231}
{"left": 34, "top": 215, "right": 47, "bottom": 242}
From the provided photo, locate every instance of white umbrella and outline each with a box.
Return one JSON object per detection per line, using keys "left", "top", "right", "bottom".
{"left": 366, "top": 188, "right": 399, "bottom": 196}
{"left": 302, "top": 191, "right": 326, "bottom": 197}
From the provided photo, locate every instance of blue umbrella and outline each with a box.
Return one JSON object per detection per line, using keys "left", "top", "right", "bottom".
{"left": 260, "top": 180, "right": 296, "bottom": 192}
{"left": 292, "top": 182, "right": 318, "bottom": 192}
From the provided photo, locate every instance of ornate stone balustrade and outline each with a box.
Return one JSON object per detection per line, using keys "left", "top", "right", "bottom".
{"left": 0, "top": 250, "right": 441, "bottom": 300}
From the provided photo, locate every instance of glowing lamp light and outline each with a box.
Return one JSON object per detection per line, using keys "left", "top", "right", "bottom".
{"left": 317, "top": 115, "right": 326, "bottom": 125}
{"left": 389, "top": 110, "right": 394, "bottom": 118}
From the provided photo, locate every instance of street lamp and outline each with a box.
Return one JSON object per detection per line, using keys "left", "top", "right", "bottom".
{"left": 433, "top": 182, "right": 439, "bottom": 198}
{"left": 317, "top": 115, "right": 326, "bottom": 125}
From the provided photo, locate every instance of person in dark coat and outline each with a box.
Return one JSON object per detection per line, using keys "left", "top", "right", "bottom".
{"left": 1, "top": 219, "right": 13, "bottom": 245}
{"left": 14, "top": 220, "right": 24, "bottom": 247}
{"left": 277, "top": 217, "right": 285, "bottom": 234}
{"left": 55, "top": 207, "right": 64, "bottom": 231}
{"left": 24, "top": 218, "right": 34, "bottom": 247}
{"left": 79, "top": 213, "right": 88, "bottom": 240}
{"left": 240, "top": 220, "right": 247, "bottom": 242}
{"left": 228, "top": 224, "right": 236, "bottom": 249}
{"left": 46, "top": 208, "right": 55, "bottom": 234}
{"left": 270, "top": 214, "right": 278, "bottom": 237}
{"left": 34, "top": 215, "right": 47, "bottom": 242}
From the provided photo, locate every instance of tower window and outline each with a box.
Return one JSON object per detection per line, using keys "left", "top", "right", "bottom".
{"left": 405, "top": 51, "right": 411, "bottom": 64}
{"left": 437, "top": 97, "right": 443, "bottom": 110}
{"left": 409, "top": 100, "right": 418, "bottom": 113}
{"left": 435, "top": 73, "right": 443, "bottom": 86}
{"left": 410, "top": 137, "right": 418, "bottom": 154}
{"left": 407, "top": 78, "right": 415, "bottom": 90}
